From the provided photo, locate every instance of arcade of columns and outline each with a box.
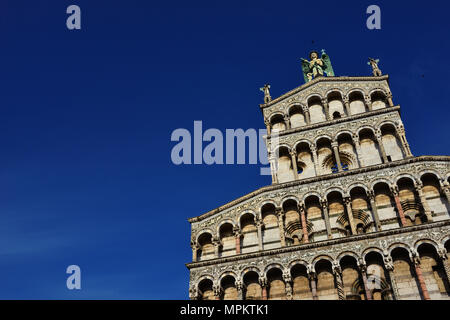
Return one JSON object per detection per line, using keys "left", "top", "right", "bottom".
{"left": 187, "top": 73, "right": 450, "bottom": 300}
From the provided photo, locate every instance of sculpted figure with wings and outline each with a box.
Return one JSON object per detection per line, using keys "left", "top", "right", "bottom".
{"left": 301, "top": 49, "right": 335, "bottom": 83}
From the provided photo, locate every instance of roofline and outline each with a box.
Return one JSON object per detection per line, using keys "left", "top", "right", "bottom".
{"left": 259, "top": 75, "right": 390, "bottom": 109}
{"left": 187, "top": 155, "right": 450, "bottom": 223}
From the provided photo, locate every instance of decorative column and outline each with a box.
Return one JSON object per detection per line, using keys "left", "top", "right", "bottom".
{"left": 438, "top": 248, "right": 450, "bottom": 287}
{"left": 364, "top": 95, "right": 373, "bottom": 111}
{"left": 236, "top": 280, "right": 244, "bottom": 300}
{"left": 396, "top": 124, "right": 413, "bottom": 157}
{"left": 264, "top": 118, "right": 271, "bottom": 135}
{"left": 358, "top": 260, "right": 373, "bottom": 300}
{"left": 255, "top": 218, "right": 264, "bottom": 251}
{"left": 344, "top": 196, "right": 357, "bottom": 235}
{"left": 299, "top": 204, "right": 309, "bottom": 243}
{"left": 307, "top": 265, "right": 319, "bottom": 300}
{"left": 320, "top": 199, "right": 332, "bottom": 239}
{"left": 259, "top": 276, "right": 268, "bottom": 300}
{"left": 302, "top": 106, "right": 311, "bottom": 124}
{"left": 322, "top": 98, "right": 331, "bottom": 121}
{"left": 277, "top": 208, "right": 286, "bottom": 247}
{"left": 269, "top": 154, "right": 278, "bottom": 184}
{"left": 367, "top": 190, "right": 382, "bottom": 231}
{"left": 213, "top": 283, "right": 222, "bottom": 300}
{"left": 412, "top": 253, "right": 431, "bottom": 300}
{"left": 331, "top": 141, "right": 343, "bottom": 172}
{"left": 332, "top": 261, "right": 345, "bottom": 300}
{"left": 352, "top": 134, "right": 365, "bottom": 167}
{"left": 212, "top": 237, "right": 221, "bottom": 258}
{"left": 383, "top": 255, "right": 400, "bottom": 300}
{"left": 310, "top": 144, "right": 320, "bottom": 176}
{"left": 191, "top": 241, "right": 200, "bottom": 262}
{"left": 290, "top": 150, "right": 299, "bottom": 180}
{"left": 283, "top": 272, "right": 293, "bottom": 300}
{"left": 386, "top": 92, "right": 394, "bottom": 107}
{"left": 375, "top": 130, "right": 389, "bottom": 163}
{"left": 343, "top": 96, "right": 351, "bottom": 116}
{"left": 233, "top": 226, "right": 242, "bottom": 255}
{"left": 415, "top": 183, "right": 433, "bottom": 222}
{"left": 391, "top": 186, "right": 407, "bottom": 227}
{"left": 283, "top": 114, "right": 291, "bottom": 130}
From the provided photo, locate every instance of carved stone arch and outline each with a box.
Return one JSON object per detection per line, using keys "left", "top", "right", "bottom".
{"left": 273, "top": 143, "right": 292, "bottom": 155}
{"left": 377, "top": 120, "right": 397, "bottom": 130}
{"left": 418, "top": 169, "right": 443, "bottom": 182}
{"left": 195, "top": 229, "right": 215, "bottom": 243}
{"left": 197, "top": 275, "right": 215, "bottom": 289}
{"left": 414, "top": 239, "right": 440, "bottom": 253}
{"left": 335, "top": 130, "right": 354, "bottom": 141}
{"left": 347, "top": 88, "right": 367, "bottom": 98}
{"left": 394, "top": 173, "right": 418, "bottom": 186}
{"left": 370, "top": 178, "right": 393, "bottom": 190}
{"left": 306, "top": 93, "right": 324, "bottom": 104}
{"left": 369, "top": 87, "right": 388, "bottom": 96}
{"left": 312, "top": 255, "right": 335, "bottom": 269}
{"left": 337, "top": 251, "right": 361, "bottom": 265}
{"left": 264, "top": 263, "right": 284, "bottom": 276}
{"left": 439, "top": 235, "right": 450, "bottom": 254}
{"left": 388, "top": 242, "right": 413, "bottom": 256}
{"left": 440, "top": 235, "right": 450, "bottom": 248}
{"left": 302, "top": 191, "right": 322, "bottom": 203}
{"left": 362, "top": 247, "right": 385, "bottom": 261}
{"left": 268, "top": 111, "right": 286, "bottom": 122}
{"left": 293, "top": 139, "right": 312, "bottom": 150}
{"left": 325, "top": 88, "right": 345, "bottom": 98}
{"left": 356, "top": 125, "right": 377, "bottom": 136}
{"left": 445, "top": 172, "right": 450, "bottom": 182}
{"left": 324, "top": 187, "right": 345, "bottom": 199}
{"left": 347, "top": 183, "right": 369, "bottom": 195}
{"left": 280, "top": 196, "right": 299, "bottom": 207}
{"left": 218, "top": 271, "right": 238, "bottom": 284}
{"left": 217, "top": 219, "right": 236, "bottom": 235}
{"left": 241, "top": 266, "right": 262, "bottom": 282}
{"left": 238, "top": 210, "right": 257, "bottom": 228}
{"left": 314, "top": 134, "right": 333, "bottom": 146}
{"left": 287, "top": 103, "right": 306, "bottom": 115}
{"left": 288, "top": 259, "right": 309, "bottom": 271}
{"left": 259, "top": 200, "right": 278, "bottom": 210}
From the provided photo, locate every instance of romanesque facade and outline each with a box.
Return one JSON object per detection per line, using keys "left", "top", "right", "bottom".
{"left": 186, "top": 59, "right": 450, "bottom": 300}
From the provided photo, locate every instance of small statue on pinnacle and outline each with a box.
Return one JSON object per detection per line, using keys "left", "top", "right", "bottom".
{"left": 368, "top": 58, "right": 382, "bottom": 76}
{"left": 260, "top": 84, "right": 271, "bottom": 103}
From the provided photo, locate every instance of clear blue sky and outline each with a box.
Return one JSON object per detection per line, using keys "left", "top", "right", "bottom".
{"left": 0, "top": 0, "right": 449, "bottom": 299}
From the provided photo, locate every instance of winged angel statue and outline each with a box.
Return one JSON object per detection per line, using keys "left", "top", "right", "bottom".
{"left": 301, "top": 49, "right": 335, "bottom": 83}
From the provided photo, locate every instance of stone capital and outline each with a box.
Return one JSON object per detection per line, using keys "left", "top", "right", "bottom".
{"left": 367, "top": 190, "right": 375, "bottom": 201}
{"left": 383, "top": 255, "right": 394, "bottom": 271}
{"left": 258, "top": 276, "right": 267, "bottom": 287}
{"left": 332, "top": 260, "right": 342, "bottom": 275}
{"left": 390, "top": 185, "right": 399, "bottom": 196}
{"left": 289, "top": 149, "right": 297, "bottom": 157}
{"left": 438, "top": 248, "right": 448, "bottom": 260}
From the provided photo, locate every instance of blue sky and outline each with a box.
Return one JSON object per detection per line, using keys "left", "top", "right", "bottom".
{"left": 0, "top": 0, "right": 449, "bottom": 299}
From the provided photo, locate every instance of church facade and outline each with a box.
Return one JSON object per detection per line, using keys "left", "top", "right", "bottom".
{"left": 186, "top": 53, "right": 450, "bottom": 300}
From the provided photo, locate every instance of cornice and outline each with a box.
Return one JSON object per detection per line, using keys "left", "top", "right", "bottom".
{"left": 259, "top": 75, "right": 390, "bottom": 109}
{"left": 185, "top": 220, "right": 450, "bottom": 269}
{"left": 187, "top": 156, "right": 450, "bottom": 223}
